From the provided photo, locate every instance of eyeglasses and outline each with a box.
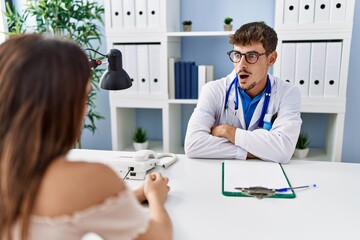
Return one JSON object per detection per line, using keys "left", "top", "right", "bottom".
{"left": 227, "top": 50, "right": 269, "bottom": 64}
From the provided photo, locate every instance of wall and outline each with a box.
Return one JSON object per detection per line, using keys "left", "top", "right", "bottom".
{"left": 342, "top": 0, "right": 360, "bottom": 163}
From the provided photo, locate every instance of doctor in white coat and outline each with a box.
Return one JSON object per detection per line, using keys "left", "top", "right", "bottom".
{"left": 184, "top": 22, "right": 302, "bottom": 164}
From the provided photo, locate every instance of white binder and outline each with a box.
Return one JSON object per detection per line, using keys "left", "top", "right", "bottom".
{"left": 110, "top": 0, "right": 123, "bottom": 28}
{"left": 330, "top": 0, "right": 347, "bottom": 22}
{"left": 314, "top": 0, "right": 331, "bottom": 23}
{"left": 123, "top": 0, "right": 136, "bottom": 28}
{"left": 137, "top": 44, "right": 150, "bottom": 94}
{"left": 124, "top": 44, "right": 138, "bottom": 93}
{"left": 168, "top": 57, "right": 179, "bottom": 99}
{"left": 147, "top": 0, "right": 160, "bottom": 27}
{"left": 295, "top": 43, "right": 311, "bottom": 96}
{"left": 299, "top": 0, "right": 315, "bottom": 24}
{"left": 324, "top": 42, "right": 342, "bottom": 96}
{"left": 309, "top": 42, "right": 326, "bottom": 96}
{"left": 283, "top": 0, "right": 299, "bottom": 24}
{"left": 280, "top": 42, "right": 296, "bottom": 84}
{"left": 149, "top": 44, "right": 162, "bottom": 94}
{"left": 135, "top": 0, "right": 147, "bottom": 28}
{"left": 198, "top": 65, "right": 207, "bottom": 97}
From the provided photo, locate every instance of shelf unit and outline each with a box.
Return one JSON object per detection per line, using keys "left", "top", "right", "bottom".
{"left": 105, "top": 0, "right": 355, "bottom": 161}
{"left": 273, "top": 0, "right": 355, "bottom": 162}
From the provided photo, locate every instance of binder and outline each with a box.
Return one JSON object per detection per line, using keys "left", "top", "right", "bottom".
{"left": 185, "top": 62, "right": 195, "bottom": 99}
{"left": 123, "top": 0, "right": 136, "bottom": 28}
{"left": 179, "top": 62, "right": 186, "bottom": 99}
{"left": 135, "top": 0, "right": 147, "bottom": 28}
{"left": 295, "top": 42, "right": 311, "bottom": 96}
{"left": 299, "top": 0, "right": 315, "bottom": 24}
{"left": 123, "top": 44, "right": 139, "bottom": 93}
{"left": 198, "top": 65, "right": 207, "bottom": 97}
{"left": 222, "top": 161, "right": 296, "bottom": 199}
{"left": 190, "top": 64, "right": 198, "bottom": 99}
{"left": 330, "top": 0, "right": 347, "bottom": 22}
{"left": 309, "top": 42, "right": 326, "bottom": 96}
{"left": 314, "top": 0, "right": 331, "bottom": 23}
{"left": 147, "top": 0, "right": 160, "bottom": 28}
{"left": 137, "top": 44, "right": 150, "bottom": 94}
{"left": 324, "top": 42, "right": 342, "bottom": 96}
{"left": 168, "top": 57, "right": 179, "bottom": 99}
{"left": 149, "top": 44, "right": 162, "bottom": 94}
{"left": 174, "top": 61, "right": 181, "bottom": 99}
{"left": 206, "top": 65, "right": 214, "bottom": 82}
{"left": 283, "top": 0, "right": 299, "bottom": 24}
{"left": 280, "top": 42, "right": 296, "bottom": 84}
{"left": 110, "top": 0, "right": 123, "bottom": 28}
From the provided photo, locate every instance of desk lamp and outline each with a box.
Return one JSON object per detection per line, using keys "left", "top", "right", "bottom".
{"left": 86, "top": 48, "right": 132, "bottom": 90}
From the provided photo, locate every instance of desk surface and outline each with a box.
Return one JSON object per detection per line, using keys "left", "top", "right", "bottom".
{"left": 68, "top": 149, "right": 360, "bottom": 240}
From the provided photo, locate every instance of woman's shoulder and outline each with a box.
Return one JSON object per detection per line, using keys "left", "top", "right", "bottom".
{"left": 33, "top": 158, "right": 126, "bottom": 217}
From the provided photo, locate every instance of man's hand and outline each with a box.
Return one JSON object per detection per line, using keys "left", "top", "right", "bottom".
{"left": 211, "top": 124, "right": 236, "bottom": 144}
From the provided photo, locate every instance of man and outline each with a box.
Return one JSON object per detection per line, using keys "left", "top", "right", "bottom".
{"left": 184, "top": 22, "right": 302, "bottom": 164}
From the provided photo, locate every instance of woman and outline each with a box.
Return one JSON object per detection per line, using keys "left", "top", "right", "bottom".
{"left": 0, "top": 34, "right": 172, "bottom": 240}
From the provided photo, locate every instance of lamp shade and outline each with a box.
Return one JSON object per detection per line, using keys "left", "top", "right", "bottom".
{"left": 99, "top": 49, "right": 132, "bottom": 90}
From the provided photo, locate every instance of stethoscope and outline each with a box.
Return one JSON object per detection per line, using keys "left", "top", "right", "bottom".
{"left": 224, "top": 75, "right": 271, "bottom": 128}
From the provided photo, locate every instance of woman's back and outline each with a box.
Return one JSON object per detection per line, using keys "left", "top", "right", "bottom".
{"left": 13, "top": 159, "right": 150, "bottom": 240}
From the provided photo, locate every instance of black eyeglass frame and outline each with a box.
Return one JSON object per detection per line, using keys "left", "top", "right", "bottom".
{"left": 227, "top": 50, "right": 270, "bottom": 64}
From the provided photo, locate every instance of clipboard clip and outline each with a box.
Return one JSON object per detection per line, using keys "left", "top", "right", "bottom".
{"left": 235, "top": 186, "right": 276, "bottom": 199}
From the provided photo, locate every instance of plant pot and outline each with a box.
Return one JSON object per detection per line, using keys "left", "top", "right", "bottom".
{"left": 183, "top": 25, "right": 192, "bottom": 32}
{"left": 293, "top": 148, "right": 309, "bottom": 159}
{"left": 133, "top": 141, "right": 148, "bottom": 151}
{"left": 224, "top": 24, "right": 233, "bottom": 31}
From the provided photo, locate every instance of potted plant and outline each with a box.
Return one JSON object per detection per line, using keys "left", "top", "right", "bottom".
{"left": 133, "top": 127, "right": 148, "bottom": 151}
{"left": 182, "top": 20, "right": 192, "bottom": 32}
{"left": 3, "top": 0, "right": 105, "bottom": 143}
{"left": 293, "top": 132, "right": 310, "bottom": 159}
{"left": 224, "top": 17, "right": 233, "bottom": 31}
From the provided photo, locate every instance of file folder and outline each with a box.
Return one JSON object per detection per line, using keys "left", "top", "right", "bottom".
{"left": 137, "top": 44, "right": 150, "bottom": 94}
{"left": 168, "top": 57, "right": 179, "bottom": 99}
{"left": 123, "top": 0, "right": 136, "bottom": 28}
{"left": 124, "top": 44, "right": 138, "bottom": 93}
{"left": 314, "top": 0, "right": 331, "bottom": 23}
{"left": 299, "top": 0, "right": 315, "bottom": 24}
{"left": 324, "top": 42, "right": 342, "bottom": 96}
{"left": 330, "top": 0, "right": 347, "bottom": 22}
{"left": 110, "top": 0, "right": 123, "bottom": 28}
{"left": 198, "top": 65, "right": 207, "bottom": 97}
{"left": 149, "top": 44, "right": 162, "bottom": 94}
{"left": 280, "top": 42, "right": 296, "bottom": 84}
{"left": 222, "top": 161, "right": 296, "bottom": 199}
{"left": 135, "top": 0, "right": 147, "bottom": 28}
{"left": 283, "top": 0, "right": 299, "bottom": 24}
{"left": 147, "top": 0, "right": 160, "bottom": 27}
{"left": 295, "top": 42, "right": 311, "bottom": 96}
{"left": 309, "top": 42, "right": 326, "bottom": 96}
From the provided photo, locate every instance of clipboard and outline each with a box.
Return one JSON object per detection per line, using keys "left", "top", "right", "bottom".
{"left": 222, "top": 161, "right": 296, "bottom": 199}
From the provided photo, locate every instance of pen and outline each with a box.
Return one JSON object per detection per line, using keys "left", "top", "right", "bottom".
{"left": 275, "top": 184, "right": 317, "bottom": 192}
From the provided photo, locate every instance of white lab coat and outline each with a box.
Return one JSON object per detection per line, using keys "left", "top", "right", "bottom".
{"left": 184, "top": 70, "right": 302, "bottom": 164}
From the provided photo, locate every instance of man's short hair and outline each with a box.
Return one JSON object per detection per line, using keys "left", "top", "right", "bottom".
{"left": 229, "top": 21, "right": 278, "bottom": 53}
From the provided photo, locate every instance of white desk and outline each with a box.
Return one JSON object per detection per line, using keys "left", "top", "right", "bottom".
{"left": 68, "top": 149, "right": 360, "bottom": 240}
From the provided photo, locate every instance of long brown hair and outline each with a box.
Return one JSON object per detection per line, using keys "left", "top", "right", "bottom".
{"left": 0, "top": 34, "right": 91, "bottom": 240}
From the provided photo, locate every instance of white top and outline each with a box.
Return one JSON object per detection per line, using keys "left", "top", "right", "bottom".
{"left": 12, "top": 188, "right": 149, "bottom": 240}
{"left": 184, "top": 70, "right": 302, "bottom": 163}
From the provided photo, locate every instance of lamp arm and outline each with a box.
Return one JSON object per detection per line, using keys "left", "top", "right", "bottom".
{"left": 85, "top": 48, "right": 107, "bottom": 69}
